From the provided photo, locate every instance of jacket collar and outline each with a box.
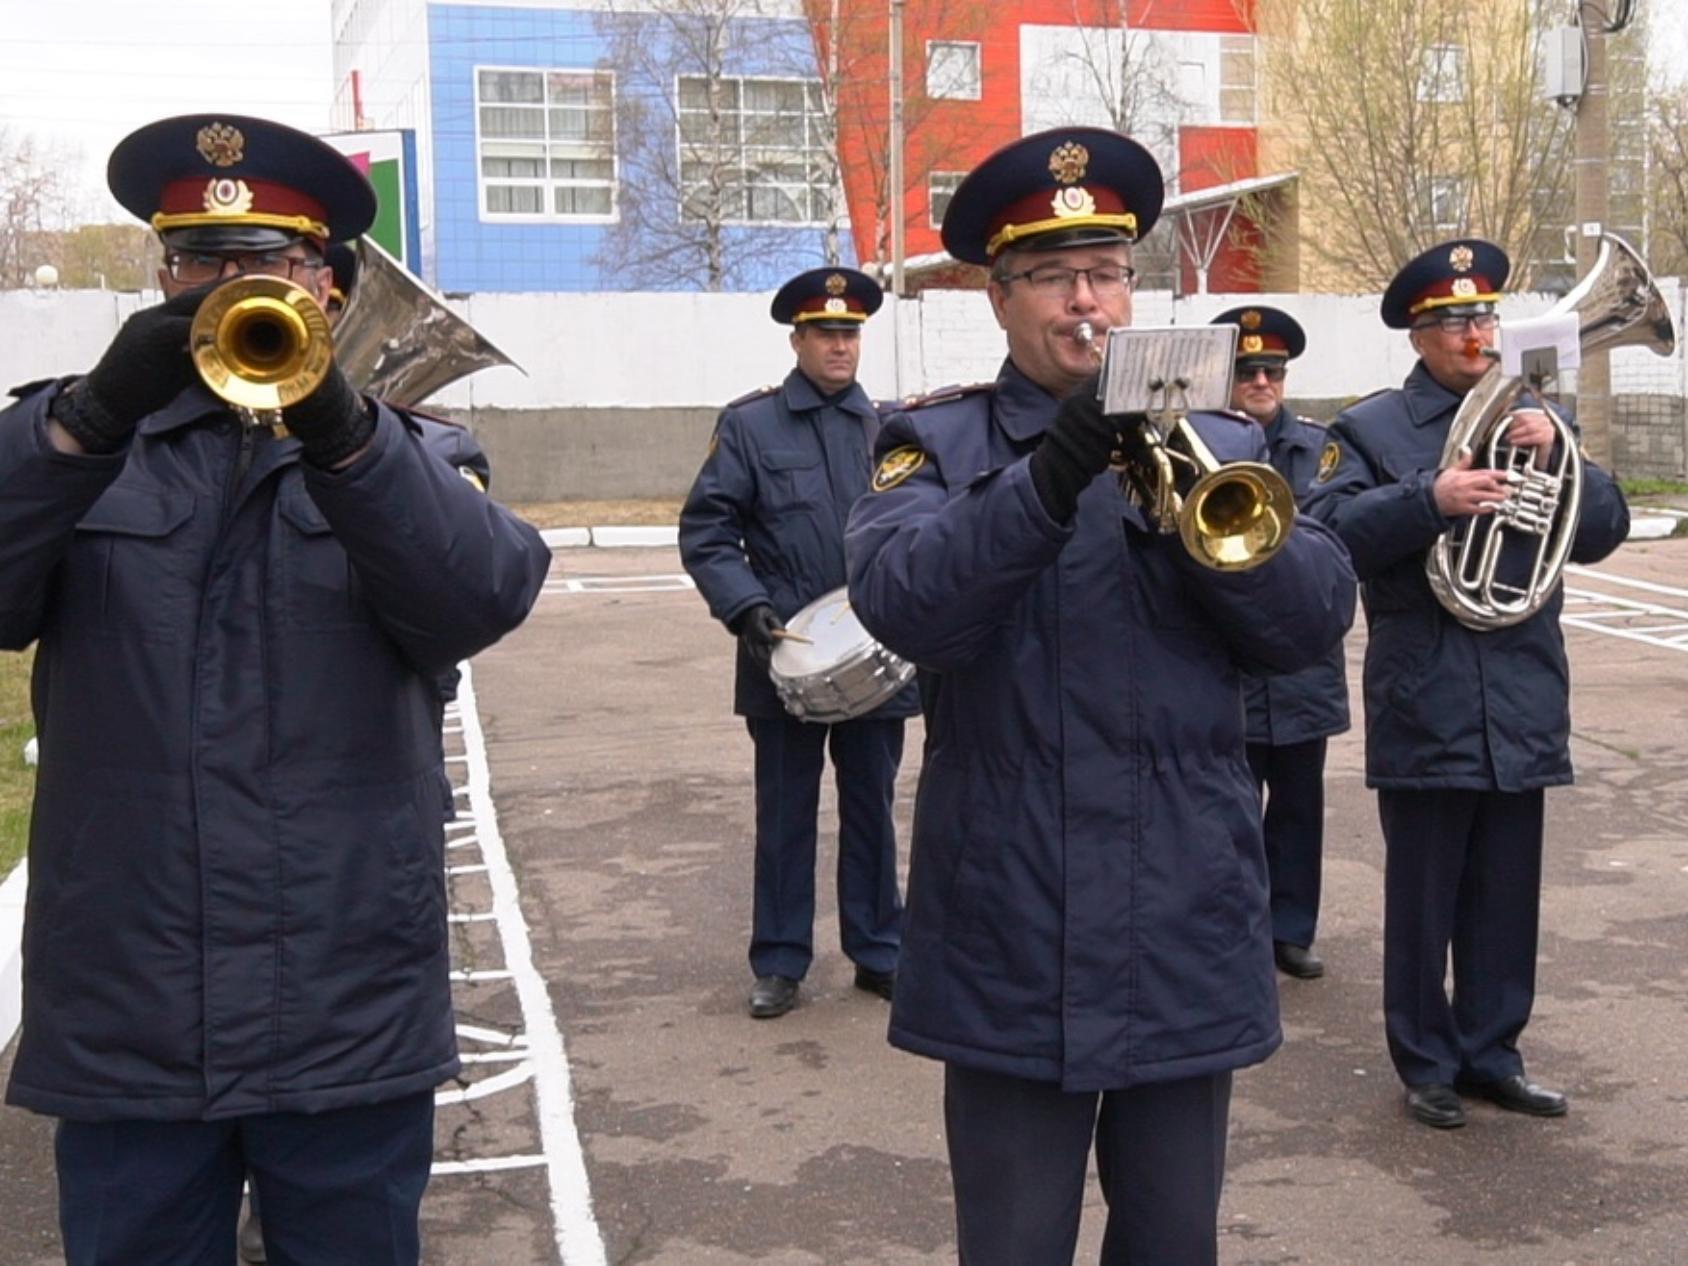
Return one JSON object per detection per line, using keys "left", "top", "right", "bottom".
{"left": 992, "top": 357, "right": 1059, "bottom": 445}
{"left": 783, "top": 368, "right": 875, "bottom": 420}
{"left": 137, "top": 384, "right": 234, "bottom": 436}
{"left": 1403, "top": 360, "right": 1466, "bottom": 428}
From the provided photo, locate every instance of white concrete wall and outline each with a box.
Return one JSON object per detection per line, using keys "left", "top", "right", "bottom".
{"left": 5, "top": 281, "right": 1683, "bottom": 411}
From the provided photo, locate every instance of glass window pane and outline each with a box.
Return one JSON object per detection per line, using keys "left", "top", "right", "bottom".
{"left": 479, "top": 70, "right": 543, "bottom": 104}
{"left": 481, "top": 105, "right": 545, "bottom": 139}
{"left": 550, "top": 107, "right": 588, "bottom": 140}
{"left": 487, "top": 184, "right": 544, "bottom": 214}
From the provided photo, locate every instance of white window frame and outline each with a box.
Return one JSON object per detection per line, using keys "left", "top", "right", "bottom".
{"left": 474, "top": 65, "right": 618, "bottom": 225}
{"left": 1418, "top": 44, "right": 1466, "bottom": 104}
{"left": 928, "top": 170, "right": 965, "bottom": 228}
{"left": 675, "top": 74, "right": 834, "bottom": 228}
{"left": 926, "top": 41, "right": 981, "bottom": 101}
{"left": 1218, "top": 35, "right": 1256, "bottom": 126}
{"left": 1428, "top": 175, "right": 1466, "bottom": 233}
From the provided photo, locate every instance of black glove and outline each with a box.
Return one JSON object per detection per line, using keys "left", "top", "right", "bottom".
{"left": 283, "top": 359, "right": 375, "bottom": 469}
{"left": 732, "top": 603, "right": 783, "bottom": 669}
{"left": 1028, "top": 372, "right": 1118, "bottom": 522}
{"left": 51, "top": 287, "right": 207, "bottom": 453}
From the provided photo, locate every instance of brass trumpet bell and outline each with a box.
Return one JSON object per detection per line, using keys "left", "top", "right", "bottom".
{"left": 1180, "top": 461, "right": 1294, "bottom": 571}
{"left": 190, "top": 276, "right": 333, "bottom": 412}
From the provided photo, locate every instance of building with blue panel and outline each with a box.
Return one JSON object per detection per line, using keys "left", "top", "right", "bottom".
{"left": 332, "top": 0, "right": 855, "bottom": 292}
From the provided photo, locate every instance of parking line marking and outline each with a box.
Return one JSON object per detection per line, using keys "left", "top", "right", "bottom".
{"left": 454, "top": 663, "right": 607, "bottom": 1265}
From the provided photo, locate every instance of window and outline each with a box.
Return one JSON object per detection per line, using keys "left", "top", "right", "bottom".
{"left": 928, "top": 171, "right": 965, "bottom": 228}
{"left": 476, "top": 68, "right": 616, "bottom": 221}
{"left": 1428, "top": 176, "right": 1466, "bottom": 233}
{"left": 1418, "top": 44, "right": 1466, "bottom": 104}
{"left": 677, "top": 76, "right": 835, "bottom": 225}
{"left": 926, "top": 41, "right": 981, "bottom": 101}
{"left": 1219, "top": 35, "right": 1256, "bottom": 125}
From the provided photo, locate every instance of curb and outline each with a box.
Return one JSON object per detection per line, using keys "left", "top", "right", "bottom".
{"left": 0, "top": 860, "right": 25, "bottom": 1054}
{"left": 540, "top": 525, "right": 679, "bottom": 549}
{"left": 1628, "top": 515, "right": 1678, "bottom": 541}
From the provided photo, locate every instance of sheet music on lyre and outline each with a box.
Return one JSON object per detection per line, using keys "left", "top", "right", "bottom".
{"left": 1097, "top": 324, "right": 1239, "bottom": 415}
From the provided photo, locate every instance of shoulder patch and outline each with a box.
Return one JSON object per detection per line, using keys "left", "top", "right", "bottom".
{"left": 898, "top": 381, "right": 994, "bottom": 410}
{"left": 872, "top": 444, "right": 927, "bottom": 492}
{"left": 1315, "top": 440, "right": 1343, "bottom": 483}
{"left": 458, "top": 464, "right": 487, "bottom": 493}
{"left": 727, "top": 384, "right": 779, "bottom": 408}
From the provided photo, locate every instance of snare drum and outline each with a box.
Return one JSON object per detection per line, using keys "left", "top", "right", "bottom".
{"left": 768, "top": 588, "right": 914, "bottom": 723}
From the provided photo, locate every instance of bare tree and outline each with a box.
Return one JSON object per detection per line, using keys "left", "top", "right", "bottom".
{"left": 38, "top": 224, "right": 159, "bottom": 291}
{"left": 594, "top": 0, "right": 832, "bottom": 290}
{"left": 1646, "top": 85, "right": 1688, "bottom": 276}
{"left": 1254, "top": 0, "right": 1573, "bottom": 289}
{"left": 0, "top": 129, "right": 80, "bottom": 289}
{"left": 805, "top": 0, "right": 997, "bottom": 268}
{"left": 1038, "top": 0, "right": 1185, "bottom": 156}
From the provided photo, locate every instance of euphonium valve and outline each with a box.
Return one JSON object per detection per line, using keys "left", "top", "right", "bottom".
{"left": 190, "top": 275, "right": 334, "bottom": 412}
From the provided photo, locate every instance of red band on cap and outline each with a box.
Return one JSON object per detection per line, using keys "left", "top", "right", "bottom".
{"left": 157, "top": 177, "right": 329, "bottom": 231}
{"left": 1409, "top": 274, "right": 1500, "bottom": 316}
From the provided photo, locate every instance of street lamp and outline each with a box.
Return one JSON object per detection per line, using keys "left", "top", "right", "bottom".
{"left": 32, "top": 263, "right": 59, "bottom": 289}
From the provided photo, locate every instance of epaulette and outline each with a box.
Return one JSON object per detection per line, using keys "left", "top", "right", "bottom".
{"left": 391, "top": 403, "right": 466, "bottom": 429}
{"left": 897, "top": 381, "right": 994, "bottom": 410}
{"left": 8, "top": 376, "right": 60, "bottom": 400}
{"left": 1294, "top": 413, "right": 1329, "bottom": 430}
{"left": 1336, "top": 387, "right": 1392, "bottom": 417}
{"left": 727, "top": 384, "right": 780, "bottom": 408}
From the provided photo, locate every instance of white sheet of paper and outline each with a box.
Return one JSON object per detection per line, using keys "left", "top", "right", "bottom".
{"left": 1098, "top": 324, "right": 1239, "bottom": 414}
{"left": 1499, "top": 312, "right": 1581, "bottom": 376}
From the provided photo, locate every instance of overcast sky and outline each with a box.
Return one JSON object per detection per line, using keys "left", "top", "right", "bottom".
{"left": 2, "top": 0, "right": 1684, "bottom": 225}
{"left": 0, "top": 0, "right": 334, "bottom": 223}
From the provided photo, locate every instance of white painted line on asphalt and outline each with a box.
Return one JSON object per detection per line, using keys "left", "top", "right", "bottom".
{"left": 446, "top": 863, "right": 489, "bottom": 877}
{"left": 436, "top": 1061, "right": 535, "bottom": 1105}
{"left": 0, "top": 860, "right": 26, "bottom": 1054}
{"left": 432, "top": 1154, "right": 549, "bottom": 1177}
{"left": 450, "top": 968, "right": 514, "bottom": 983}
{"left": 454, "top": 663, "right": 608, "bottom": 1265}
{"left": 455, "top": 1023, "right": 528, "bottom": 1048}
{"left": 448, "top": 911, "right": 497, "bottom": 924}
{"left": 1567, "top": 564, "right": 1688, "bottom": 601}
{"left": 460, "top": 1049, "right": 533, "bottom": 1065}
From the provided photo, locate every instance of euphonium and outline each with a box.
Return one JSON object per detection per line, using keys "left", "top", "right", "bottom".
{"left": 1076, "top": 322, "right": 1295, "bottom": 571}
{"left": 1426, "top": 233, "right": 1675, "bottom": 630}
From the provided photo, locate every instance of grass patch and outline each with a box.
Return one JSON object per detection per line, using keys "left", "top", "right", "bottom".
{"left": 1620, "top": 478, "right": 1688, "bottom": 498}
{"left": 0, "top": 648, "right": 35, "bottom": 879}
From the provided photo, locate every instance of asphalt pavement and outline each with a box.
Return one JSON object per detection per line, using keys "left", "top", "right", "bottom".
{"left": 2, "top": 536, "right": 1686, "bottom": 1264}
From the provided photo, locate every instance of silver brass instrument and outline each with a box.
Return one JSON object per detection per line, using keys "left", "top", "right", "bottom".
{"left": 187, "top": 236, "right": 520, "bottom": 424}
{"left": 1426, "top": 233, "right": 1675, "bottom": 630}
{"left": 1076, "top": 322, "right": 1294, "bottom": 571}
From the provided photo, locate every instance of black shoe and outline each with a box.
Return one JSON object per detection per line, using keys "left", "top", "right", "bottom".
{"left": 1454, "top": 1074, "right": 1568, "bottom": 1117}
{"left": 853, "top": 966, "right": 895, "bottom": 1001}
{"left": 748, "top": 975, "right": 799, "bottom": 1019}
{"left": 1273, "top": 941, "right": 1325, "bottom": 980}
{"left": 1404, "top": 1083, "right": 1467, "bottom": 1129}
{"left": 238, "top": 1209, "right": 266, "bottom": 1263}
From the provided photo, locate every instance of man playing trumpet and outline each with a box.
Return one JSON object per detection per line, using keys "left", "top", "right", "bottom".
{"left": 1305, "top": 238, "right": 1630, "bottom": 1130}
{"left": 0, "top": 114, "right": 551, "bottom": 1264}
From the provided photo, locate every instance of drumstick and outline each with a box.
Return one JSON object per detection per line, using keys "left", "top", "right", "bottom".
{"left": 771, "top": 629, "right": 814, "bottom": 644}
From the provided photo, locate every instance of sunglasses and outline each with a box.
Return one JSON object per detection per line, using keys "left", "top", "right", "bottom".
{"left": 1237, "top": 364, "right": 1286, "bottom": 383}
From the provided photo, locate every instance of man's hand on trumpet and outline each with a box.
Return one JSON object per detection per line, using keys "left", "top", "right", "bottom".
{"left": 1029, "top": 371, "right": 1117, "bottom": 522}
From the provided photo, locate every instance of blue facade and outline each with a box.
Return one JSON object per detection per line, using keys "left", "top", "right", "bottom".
{"left": 428, "top": 3, "right": 856, "bottom": 292}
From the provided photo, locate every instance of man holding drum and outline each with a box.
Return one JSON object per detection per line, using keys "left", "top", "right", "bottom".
{"left": 845, "top": 127, "right": 1356, "bottom": 1265}
{"left": 679, "top": 267, "right": 916, "bottom": 1020}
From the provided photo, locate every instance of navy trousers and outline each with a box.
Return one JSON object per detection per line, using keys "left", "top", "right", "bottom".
{"left": 1378, "top": 787, "right": 1545, "bottom": 1087}
{"left": 1246, "top": 737, "right": 1328, "bottom": 948}
{"left": 745, "top": 714, "right": 904, "bottom": 980}
{"left": 54, "top": 1090, "right": 435, "bottom": 1266}
{"left": 943, "top": 1064, "right": 1232, "bottom": 1266}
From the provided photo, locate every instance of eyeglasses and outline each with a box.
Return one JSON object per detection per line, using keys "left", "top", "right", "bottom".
{"left": 1415, "top": 311, "right": 1499, "bottom": 335}
{"left": 164, "top": 250, "right": 326, "bottom": 284}
{"left": 998, "top": 264, "right": 1138, "bottom": 296}
{"left": 1238, "top": 365, "right": 1287, "bottom": 383}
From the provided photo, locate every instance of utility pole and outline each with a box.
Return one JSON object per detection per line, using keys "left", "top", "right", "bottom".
{"left": 889, "top": 0, "right": 906, "bottom": 299}
{"left": 1574, "top": 11, "right": 1612, "bottom": 466}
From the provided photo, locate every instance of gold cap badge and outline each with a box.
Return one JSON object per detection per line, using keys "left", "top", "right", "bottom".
{"left": 1240, "top": 310, "right": 1262, "bottom": 330}
{"left": 825, "top": 273, "right": 847, "bottom": 296}
{"left": 1051, "top": 185, "right": 1097, "bottom": 220}
{"left": 1451, "top": 277, "right": 1477, "bottom": 298}
{"left": 197, "top": 122, "right": 245, "bottom": 167}
{"left": 1240, "top": 335, "right": 1264, "bottom": 354}
{"left": 203, "top": 178, "right": 254, "bottom": 215}
{"left": 1049, "top": 142, "right": 1090, "bottom": 186}
{"left": 824, "top": 297, "right": 847, "bottom": 314}
{"left": 1450, "top": 244, "right": 1474, "bottom": 273}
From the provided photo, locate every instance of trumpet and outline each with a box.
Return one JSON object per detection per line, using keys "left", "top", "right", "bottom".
{"left": 190, "top": 275, "right": 333, "bottom": 414}
{"left": 1075, "top": 322, "right": 1294, "bottom": 571}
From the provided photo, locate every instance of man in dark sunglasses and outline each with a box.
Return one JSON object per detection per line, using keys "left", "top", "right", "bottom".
{"left": 1212, "top": 305, "right": 1350, "bottom": 985}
